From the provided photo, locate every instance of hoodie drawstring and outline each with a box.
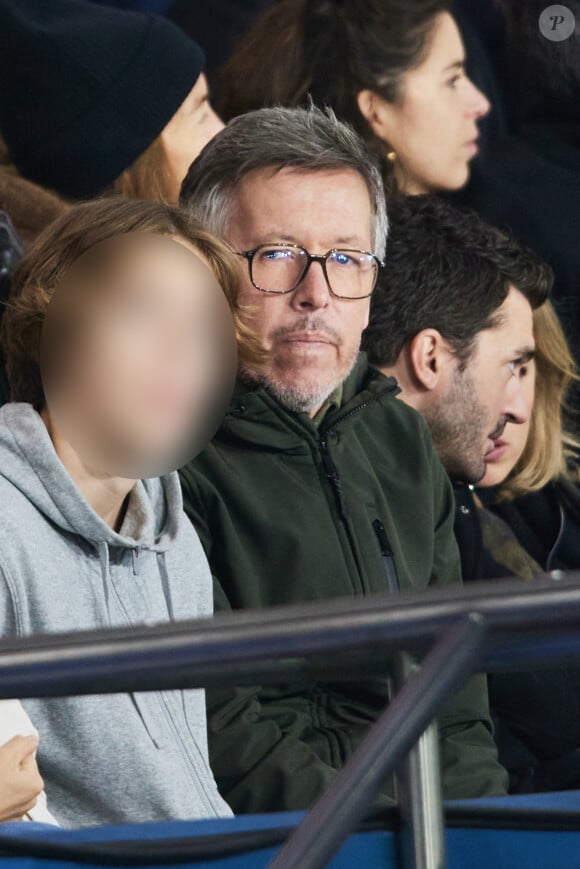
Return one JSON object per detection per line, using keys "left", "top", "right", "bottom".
{"left": 97, "top": 541, "right": 112, "bottom": 622}
{"left": 158, "top": 551, "right": 175, "bottom": 621}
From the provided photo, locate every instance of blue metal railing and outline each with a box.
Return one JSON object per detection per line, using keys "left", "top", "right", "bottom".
{"left": 2, "top": 572, "right": 580, "bottom": 868}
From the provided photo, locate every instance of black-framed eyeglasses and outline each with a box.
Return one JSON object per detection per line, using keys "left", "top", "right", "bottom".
{"left": 236, "top": 243, "right": 383, "bottom": 300}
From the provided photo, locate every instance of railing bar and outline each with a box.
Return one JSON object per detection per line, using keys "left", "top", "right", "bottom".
{"left": 1, "top": 577, "right": 580, "bottom": 698}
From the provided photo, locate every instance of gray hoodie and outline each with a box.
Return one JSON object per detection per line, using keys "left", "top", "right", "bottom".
{"left": 0, "top": 403, "right": 232, "bottom": 827}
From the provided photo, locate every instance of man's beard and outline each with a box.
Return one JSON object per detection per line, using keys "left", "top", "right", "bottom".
{"left": 422, "top": 370, "right": 499, "bottom": 485}
{"left": 238, "top": 316, "right": 359, "bottom": 414}
{"left": 239, "top": 367, "right": 342, "bottom": 414}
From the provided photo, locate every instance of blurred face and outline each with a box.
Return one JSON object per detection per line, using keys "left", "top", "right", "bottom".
{"left": 362, "top": 12, "right": 490, "bottom": 193}
{"left": 479, "top": 361, "right": 536, "bottom": 487}
{"left": 161, "top": 74, "right": 224, "bottom": 201}
{"left": 424, "top": 287, "right": 535, "bottom": 484}
{"left": 227, "top": 166, "right": 376, "bottom": 414}
{"left": 40, "top": 234, "right": 236, "bottom": 479}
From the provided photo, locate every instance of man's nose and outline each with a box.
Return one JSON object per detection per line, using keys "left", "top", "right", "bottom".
{"left": 504, "top": 378, "right": 532, "bottom": 425}
{"left": 291, "top": 259, "right": 332, "bottom": 309}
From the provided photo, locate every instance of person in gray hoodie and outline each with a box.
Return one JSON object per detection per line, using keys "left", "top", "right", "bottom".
{"left": 0, "top": 196, "right": 257, "bottom": 827}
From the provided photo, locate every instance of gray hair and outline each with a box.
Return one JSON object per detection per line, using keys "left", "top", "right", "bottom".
{"left": 180, "top": 105, "right": 388, "bottom": 259}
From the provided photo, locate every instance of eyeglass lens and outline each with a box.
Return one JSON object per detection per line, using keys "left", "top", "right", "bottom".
{"left": 250, "top": 245, "right": 378, "bottom": 298}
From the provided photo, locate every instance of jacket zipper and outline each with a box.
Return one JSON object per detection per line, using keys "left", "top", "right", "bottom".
{"left": 317, "top": 386, "right": 397, "bottom": 522}
{"left": 372, "top": 519, "right": 400, "bottom": 593}
{"left": 319, "top": 435, "right": 347, "bottom": 520}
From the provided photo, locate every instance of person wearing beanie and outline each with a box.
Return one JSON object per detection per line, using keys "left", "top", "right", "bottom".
{"left": 0, "top": 0, "right": 223, "bottom": 244}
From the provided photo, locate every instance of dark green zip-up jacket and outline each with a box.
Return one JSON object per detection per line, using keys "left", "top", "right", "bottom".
{"left": 180, "top": 355, "right": 507, "bottom": 813}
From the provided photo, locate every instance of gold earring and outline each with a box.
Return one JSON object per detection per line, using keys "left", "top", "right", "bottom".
{"left": 387, "top": 150, "right": 397, "bottom": 162}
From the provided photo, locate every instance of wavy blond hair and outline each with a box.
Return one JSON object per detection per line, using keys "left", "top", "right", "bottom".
{"left": 497, "top": 300, "right": 580, "bottom": 499}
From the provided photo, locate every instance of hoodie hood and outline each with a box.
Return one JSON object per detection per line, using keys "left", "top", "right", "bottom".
{"left": 0, "top": 402, "right": 182, "bottom": 553}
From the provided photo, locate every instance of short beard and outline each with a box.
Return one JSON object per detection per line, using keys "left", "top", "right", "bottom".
{"left": 422, "top": 369, "right": 489, "bottom": 484}
{"left": 239, "top": 365, "right": 341, "bottom": 414}
{"left": 239, "top": 313, "right": 360, "bottom": 414}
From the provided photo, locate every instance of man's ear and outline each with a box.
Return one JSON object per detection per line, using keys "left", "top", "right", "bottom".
{"left": 357, "top": 89, "right": 395, "bottom": 144}
{"left": 408, "top": 330, "right": 448, "bottom": 391}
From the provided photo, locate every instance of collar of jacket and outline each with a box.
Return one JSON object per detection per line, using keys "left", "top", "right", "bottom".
{"left": 220, "top": 353, "right": 400, "bottom": 451}
{"left": 453, "top": 483, "right": 484, "bottom": 583}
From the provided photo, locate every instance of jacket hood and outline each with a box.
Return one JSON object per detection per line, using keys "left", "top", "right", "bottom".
{"left": 219, "top": 353, "right": 400, "bottom": 451}
{"left": 0, "top": 402, "right": 182, "bottom": 552}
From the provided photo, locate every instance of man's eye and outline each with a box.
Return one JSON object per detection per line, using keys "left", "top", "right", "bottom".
{"left": 508, "top": 360, "right": 528, "bottom": 378}
{"left": 260, "top": 249, "right": 294, "bottom": 261}
{"left": 332, "top": 253, "right": 355, "bottom": 266}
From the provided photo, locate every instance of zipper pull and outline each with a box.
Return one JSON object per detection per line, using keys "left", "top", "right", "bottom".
{"left": 372, "top": 519, "right": 400, "bottom": 593}
{"left": 319, "top": 436, "right": 347, "bottom": 520}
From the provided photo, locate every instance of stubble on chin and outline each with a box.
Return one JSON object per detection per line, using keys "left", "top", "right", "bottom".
{"left": 422, "top": 371, "right": 489, "bottom": 485}
{"left": 238, "top": 344, "right": 360, "bottom": 414}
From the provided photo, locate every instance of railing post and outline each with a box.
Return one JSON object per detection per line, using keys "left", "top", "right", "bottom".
{"left": 393, "top": 652, "right": 446, "bottom": 869}
{"left": 268, "top": 614, "right": 485, "bottom": 869}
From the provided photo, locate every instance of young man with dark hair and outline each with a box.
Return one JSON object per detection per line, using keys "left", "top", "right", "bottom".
{"left": 362, "top": 194, "right": 552, "bottom": 575}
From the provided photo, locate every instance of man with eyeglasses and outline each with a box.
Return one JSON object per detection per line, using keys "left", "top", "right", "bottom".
{"left": 179, "top": 105, "right": 508, "bottom": 813}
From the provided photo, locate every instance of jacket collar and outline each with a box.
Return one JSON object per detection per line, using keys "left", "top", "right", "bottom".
{"left": 218, "top": 353, "right": 399, "bottom": 450}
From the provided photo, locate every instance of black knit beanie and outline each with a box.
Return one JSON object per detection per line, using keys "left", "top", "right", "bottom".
{"left": 0, "top": 0, "right": 205, "bottom": 198}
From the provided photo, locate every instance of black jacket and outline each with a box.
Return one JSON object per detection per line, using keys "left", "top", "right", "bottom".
{"left": 453, "top": 485, "right": 507, "bottom": 583}
{"left": 455, "top": 480, "right": 580, "bottom": 793}
{"left": 482, "top": 478, "right": 580, "bottom": 575}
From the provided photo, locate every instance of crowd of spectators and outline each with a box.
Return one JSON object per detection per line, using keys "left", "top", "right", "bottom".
{"left": 0, "top": 0, "right": 578, "bottom": 829}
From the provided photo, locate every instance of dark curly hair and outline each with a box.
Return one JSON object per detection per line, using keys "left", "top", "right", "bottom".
{"left": 362, "top": 194, "right": 553, "bottom": 367}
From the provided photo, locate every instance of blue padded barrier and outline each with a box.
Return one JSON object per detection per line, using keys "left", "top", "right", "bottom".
{"left": 2, "top": 793, "right": 580, "bottom": 869}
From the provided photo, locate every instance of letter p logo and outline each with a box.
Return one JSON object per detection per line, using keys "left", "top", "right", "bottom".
{"left": 539, "top": 5, "right": 576, "bottom": 40}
